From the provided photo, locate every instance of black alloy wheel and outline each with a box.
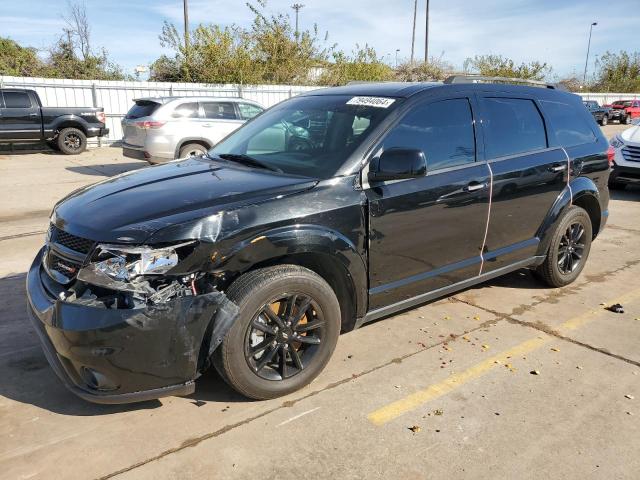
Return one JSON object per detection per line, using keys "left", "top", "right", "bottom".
{"left": 557, "top": 222, "right": 586, "bottom": 275}
{"left": 245, "top": 293, "right": 325, "bottom": 381}
{"left": 57, "top": 127, "right": 87, "bottom": 155}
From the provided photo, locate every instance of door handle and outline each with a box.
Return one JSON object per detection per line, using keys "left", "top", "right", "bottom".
{"left": 463, "top": 182, "right": 488, "bottom": 192}
{"left": 29, "top": 112, "right": 39, "bottom": 117}
{"left": 548, "top": 164, "right": 566, "bottom": 172}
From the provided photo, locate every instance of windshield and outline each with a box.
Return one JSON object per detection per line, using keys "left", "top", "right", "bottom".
{"left": 613, "top": 101, "right": 632, "bottom": 107}
{"left": 209, "top": 94, "right": 401, "bottom": 179}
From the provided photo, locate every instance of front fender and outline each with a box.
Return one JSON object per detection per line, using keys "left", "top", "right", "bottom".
{"left": 214, "top": 225, "right": 368, "bottom": 318}
{"left": 535, "top": 177, "right": 601, "bottom": 257}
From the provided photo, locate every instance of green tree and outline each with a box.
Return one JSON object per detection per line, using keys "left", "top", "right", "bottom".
{"left": 463, "top": 54, "right": 550, "bottom": 80}
{"left": 0, "top": 37, "right": 47, "bottom": 76}
{"left": 319, "top": 45, "right": 393, "bottom": 86}
{"left": 591, "top": 51, "right": 640, "bottom": 92}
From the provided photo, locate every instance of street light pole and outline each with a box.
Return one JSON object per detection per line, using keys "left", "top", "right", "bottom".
{"left": 410, "top": 0, "right": 417, "bottom": 63}
{"left": 396, "top": 49, "right": 400, "bottom": 68}
{"left": 582, "top": 22, "right": 597, "bottom": 85}
{"left": 424, "top": 0, "right": 430, "bottom": 63}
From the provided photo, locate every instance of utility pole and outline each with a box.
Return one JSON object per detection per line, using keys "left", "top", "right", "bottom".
{"left": 396, "top": 49, "right": 400, "bottom": 68}
{"left": 424, "top": 0, "right": 430, "bottom": 63}
{"left": 410, "top": 0, "right": 417, "bottom": 63}
{"left": 291, "top": 3, "right": 304, "bottom": 39}
{"left": 183, "top": 0, "right": 189, "bottom": 51}
{"left": 583, "top": 22, "right": 597, "bottom": 85}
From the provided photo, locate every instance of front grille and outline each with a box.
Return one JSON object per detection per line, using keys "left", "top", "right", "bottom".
{"left": 622, "top": 145, "right": 640, "bottom": 163}
{"left": 48, "top": 224, "right": 95, "bottom": 254}
{"left": 45, "top": 250, "right": 83, "bottom": 284}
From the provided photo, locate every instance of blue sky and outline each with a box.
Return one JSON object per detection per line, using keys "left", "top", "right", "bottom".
{"left": 2, "top": 0, "right": 638, "bottom": 79}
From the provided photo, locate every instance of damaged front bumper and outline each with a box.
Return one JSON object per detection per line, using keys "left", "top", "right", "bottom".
{"left": 26, "top": 248, "right": 238, "bottom": 404}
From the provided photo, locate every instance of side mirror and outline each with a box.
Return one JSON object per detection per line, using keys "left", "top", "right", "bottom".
{"left": 368, "top": 148, "right": 427, "bottom": 183}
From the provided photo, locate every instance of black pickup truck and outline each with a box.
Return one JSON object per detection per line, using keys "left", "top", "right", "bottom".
{"left": 583, "top": 100, "right": 611, "bottom": 126}
{"left": 0, "top": 88, "right": 109, "bottom": 154}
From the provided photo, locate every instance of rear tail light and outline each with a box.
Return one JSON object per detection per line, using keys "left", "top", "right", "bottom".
{"left": 97, "top": 111, "right": 106, "bottom": 124}
{"left": 607, "top": 145, "right": 615, "bottom": 167}
{"left": 135, "top": 121, "right": 166, "bottom": 129}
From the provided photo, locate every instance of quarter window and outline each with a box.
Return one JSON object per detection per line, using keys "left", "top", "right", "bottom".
{"left": 381, "top": 98, "right": 476, "bottom": 171}
{"left": 481, "top": 98, "right": 547, "bottom": 158}
{"left": 172, "top": 102, "right": 199, "bottom": 118}
{"left": 201, "top": 102, "right": 236, "bottom": 120}
{"left": 3, "top": 91, "right": 32, "bottom": 108}
{"left": 238, "top": 103, "right": 264, "bottom": 120}
{"left": 540, "top": 100, "right": 596, "bottom": 147}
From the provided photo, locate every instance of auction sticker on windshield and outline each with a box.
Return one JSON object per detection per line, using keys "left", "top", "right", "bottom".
{"left": 346, "top": 96, "right": 396, "bottom": 108}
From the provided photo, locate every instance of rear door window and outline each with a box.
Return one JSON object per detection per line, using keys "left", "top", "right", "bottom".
{"left": 201, "top": 102, "right": 237, "bottom": 120}
{"left": 381, "top": 98, "right": 476, "bottom": 171}
{"left": 481, "top": 97, "right": 547, "bottom": 159}
{"left": 237, "top": 103, "right": 264, "bottom": 120}
{"left": 125, "top": 101, "right": 161, "bottom": 119}
{"left": 172, "top": 102, "right": 199, "bottom": 118}
{"left": 3, "top": 91, "right": 32, "bottom": 108}
{"left": 540, "top": 100, "right": 596, "bottom": 147}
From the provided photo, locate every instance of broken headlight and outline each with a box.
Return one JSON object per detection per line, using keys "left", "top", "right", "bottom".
{"left": 91, "top": 241, "right": 194, "bottom": 281}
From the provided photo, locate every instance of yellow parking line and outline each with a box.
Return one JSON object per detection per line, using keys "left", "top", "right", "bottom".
{"left": 367, "top": 287, "right": 640, "bottom": 426}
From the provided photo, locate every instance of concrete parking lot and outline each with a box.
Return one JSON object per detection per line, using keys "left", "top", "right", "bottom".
{"left": 1, "top": 124, "right": 638, "bottom": 480}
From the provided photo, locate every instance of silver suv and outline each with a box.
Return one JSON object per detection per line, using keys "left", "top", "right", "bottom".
{"left": 121, "top": 96, "right": 264, "bottom": 163}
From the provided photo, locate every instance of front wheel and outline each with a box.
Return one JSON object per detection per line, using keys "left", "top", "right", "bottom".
{"left": 535, "top": 206, "right": 592, "bottom": 287}
{"left": 214, "top": 265, "right": 341, "bottom": 399}
{"left": 600, "top": 115, "right": 608, "bottom": 126}
{"left": 178, "top": 143, "right": 207, "bottom": 159}
{"left": 624, "top": 115, "right": 632, "bottom": 125}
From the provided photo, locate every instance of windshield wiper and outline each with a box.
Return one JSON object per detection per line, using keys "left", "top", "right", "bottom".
{"left": 216, "top": 153, "right": 282, "bottom": 173}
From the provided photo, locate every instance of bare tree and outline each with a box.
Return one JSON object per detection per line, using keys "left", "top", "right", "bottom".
{"left": 64, "top": 1, "right": 91, "bottom": 60}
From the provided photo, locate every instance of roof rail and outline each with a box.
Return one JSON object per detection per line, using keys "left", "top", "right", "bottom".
{"left": 444, "top": 75, "right": 557, "bottom": 89}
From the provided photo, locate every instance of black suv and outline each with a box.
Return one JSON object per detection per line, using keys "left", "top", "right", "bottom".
{"left": 27, "top": 77, "right": 611, "bottom": 403}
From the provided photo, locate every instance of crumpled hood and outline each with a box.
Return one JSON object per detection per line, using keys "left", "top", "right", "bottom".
{"left": 621, "top": 125, "right": 640, "bottom": 145}
{"left": 53, "top": 157, "right": 317, "bottom": 243}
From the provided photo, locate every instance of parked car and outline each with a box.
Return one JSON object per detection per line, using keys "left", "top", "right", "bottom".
{"left": 609, "top": 117, "right": 640, "bottom": 189}
{"left": 608, "top": 100, "right": 640, "bottom": 124}
{"left": 121, "top": 96, "right": 264, "bottom": 163}
{"left": 27, "top": 77, "right": 611, "bottom": 403}
{"left": 0, "top": 88, "right": 109, "bottom": 154}
{"left": 583, "top": 100, "right": 611, "bottom": 125}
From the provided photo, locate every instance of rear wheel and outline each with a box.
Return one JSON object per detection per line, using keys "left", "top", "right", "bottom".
{"left": 600, "top": 115, "right": 608, "bottom": 126}
{"left": 178, "top": 143, "right": 208, "bottom": 159}
{"left": 57, "top": 128, "right": 87, "bottom": 155}
{"left": 535, "top": 206, "right": 592, "bottom": 287}
{"left": 214, "top": 265, "right": 341, "bottom": 399}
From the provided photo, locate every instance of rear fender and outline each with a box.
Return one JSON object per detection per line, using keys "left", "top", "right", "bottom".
{"left": 535, "top": 177, "right": 601, "bottom": 256}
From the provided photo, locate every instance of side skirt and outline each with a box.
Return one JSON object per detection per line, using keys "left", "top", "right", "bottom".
{"left": 357, "top": 256, "right": 545, "bottom": 328}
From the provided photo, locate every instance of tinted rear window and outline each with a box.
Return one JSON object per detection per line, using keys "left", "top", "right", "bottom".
{"left": 126, "top": 101, "right": 161, "bottom": 119}
{"left": 3, "top": 91, "right": 32, "bottom": 108}
{"left": 481, "top": 98, "right": 547, "bottom": 159}
{"left": 540, "top": 100, "right": 596, "bottom": 147}
{"left": 201, "top": 101, "right": 236, "bottom": 119}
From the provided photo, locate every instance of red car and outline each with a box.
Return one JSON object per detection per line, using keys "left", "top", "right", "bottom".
{"left": 609, "top": 100, "right": 640, "bottom": 124}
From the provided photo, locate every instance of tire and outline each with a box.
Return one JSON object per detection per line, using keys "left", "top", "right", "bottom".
{"left": 57, "top": 127, "right": 87, "bottom": 155}
{"left": 624, "top": 115, "right": 632, "bottom": 125}
{"left": 535, "top": 206, "right": 592, "bottom": 288}
{"left": 214, "top": 265, "right": 341, "bottom": 400}
{"left": 178, "top": 143, "right": 208, "bottom": 158}
{"left": 600, "top": 115, "right": 608, "bottom": 126}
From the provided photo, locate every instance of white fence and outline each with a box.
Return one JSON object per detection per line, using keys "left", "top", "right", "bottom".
{"left": 0, "top": 76, "right": 319, "bottom": 145}
{"left": 1, "top": 75, "right": 639, "bottom": 147}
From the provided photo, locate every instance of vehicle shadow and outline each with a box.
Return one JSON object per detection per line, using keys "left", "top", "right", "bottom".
{"left": 0, "top": 143, "right": 58, "bottom": 155}
{"left": 0, "top": 273, "right": 248, "bottom": 416}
